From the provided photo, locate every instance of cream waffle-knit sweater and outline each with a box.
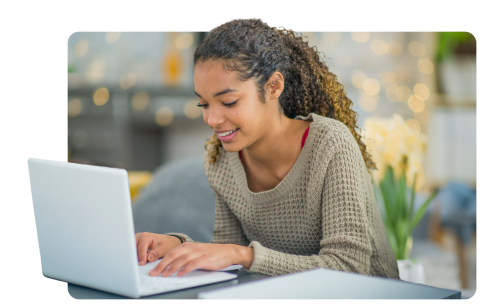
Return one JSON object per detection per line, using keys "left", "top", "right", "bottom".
{"left": 168, "top": 113, "right": 400, "bottom": 279}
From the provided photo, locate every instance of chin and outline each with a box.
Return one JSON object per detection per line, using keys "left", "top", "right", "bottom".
{"left": 221, "top": 142, "right": 241, "bottom": 153}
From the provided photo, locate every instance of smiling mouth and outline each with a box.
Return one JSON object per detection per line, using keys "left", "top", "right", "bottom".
{"left": 217, "top": 128, "right": 239, "bottom": 137}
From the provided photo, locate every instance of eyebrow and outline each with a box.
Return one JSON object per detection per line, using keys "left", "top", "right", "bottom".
{"left": 194, "top": 88, "right": 237, "bottom": 99}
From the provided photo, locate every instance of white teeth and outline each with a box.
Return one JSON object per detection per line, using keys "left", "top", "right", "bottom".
{"left": 218, "top": 128, "right": 238, "bottom": 137}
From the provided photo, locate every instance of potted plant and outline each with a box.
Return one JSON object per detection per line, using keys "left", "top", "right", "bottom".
{"left": 435, "top": 32, "right": 476, "bottom": 98}
{"left": 363, "top": 114, "right": 438, "bottom": 283}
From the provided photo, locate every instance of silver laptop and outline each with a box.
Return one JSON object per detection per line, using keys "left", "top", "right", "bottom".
{"left": 28, "top": 158, "right": 237, "bottom": 298}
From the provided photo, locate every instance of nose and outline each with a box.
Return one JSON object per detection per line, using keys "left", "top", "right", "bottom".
{"left": 205, "top": 105, "right": 226, "bottom": 129}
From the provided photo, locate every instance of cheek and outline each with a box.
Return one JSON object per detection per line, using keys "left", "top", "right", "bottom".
{"left": 202, "top": 109, "right": 209, "bottom": 125}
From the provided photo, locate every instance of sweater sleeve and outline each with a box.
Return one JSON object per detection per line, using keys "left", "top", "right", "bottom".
{"left": 246, "top": 132, "right": 373, "bottom": 276}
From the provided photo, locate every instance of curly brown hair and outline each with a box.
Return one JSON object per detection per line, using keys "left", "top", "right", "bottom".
{"left": 194, "top": 19, "right": 376, "bottom": 174}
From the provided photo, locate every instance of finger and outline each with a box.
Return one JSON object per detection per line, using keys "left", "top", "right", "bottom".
{"left": 135, "top": 233, "right": 142, "bottom": 246}
{"left": 148, "top": 238, "right": 178, "bottom": 263}
{"left": 177, "top": 259, "right": 201, "bottom": 276}
{"left": 147, "top": 249, "right": 160, "bottom": 262}
{"left": 160, "top": 256, "right": 191, "bottom": 277}
{"left": 149, "top": 246, "right": 189, "bottom": 276}
{"left": 138, "top": 235, "right": 154, "bottom": 265}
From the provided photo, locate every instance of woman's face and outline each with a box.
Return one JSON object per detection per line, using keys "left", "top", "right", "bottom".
{"left": 194, "top": 60, "right": 275, "bottom": 153}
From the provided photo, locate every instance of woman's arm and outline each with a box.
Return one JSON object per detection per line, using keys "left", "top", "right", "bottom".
{"left": 146, "top": 157, "right": 253, "bottom": 276}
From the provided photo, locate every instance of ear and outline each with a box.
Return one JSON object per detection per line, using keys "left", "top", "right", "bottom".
{"left": 265, "top": 71, "right": 284, "bottom": 101}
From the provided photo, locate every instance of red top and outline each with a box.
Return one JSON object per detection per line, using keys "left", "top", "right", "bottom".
{"left": 239, "top": 126, "right": 310, "bottom": 160}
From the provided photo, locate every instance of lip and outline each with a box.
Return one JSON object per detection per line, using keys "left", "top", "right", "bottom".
{"left": 214, "top": 128, "right": 239, "bottom": 133}
{"left": 216, "top": 128, "right": 239, "bottom": 142}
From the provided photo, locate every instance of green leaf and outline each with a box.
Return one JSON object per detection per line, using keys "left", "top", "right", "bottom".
{"left": 397, "top": 219, "right": 410, "bottom": 259}
{"left": 436, "top": 32, "right": 475, "bottom": 62}
{"left": 409, "top": 190, "right": 438, "bottom": 234}
{"left": 378, "top": 184, "right": 393, "bottom": 231}
{"left": 380, "top": 166, "right": 397, "bottom": 229}
{"left": 385, "top": 226, "right": 398, "bottom": 258}
{"left": 395, "top": 219, "right": 409, "bottom": 259}
{"left": 397, "top": 172, "right": 407, "bottom": 220}
{"left": 407, "top": 173, "right": 417, "bottom": 221}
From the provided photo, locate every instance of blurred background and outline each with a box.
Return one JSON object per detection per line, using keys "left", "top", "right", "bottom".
{"left": 68, "top": 32, "right": 476, "bottom": 295}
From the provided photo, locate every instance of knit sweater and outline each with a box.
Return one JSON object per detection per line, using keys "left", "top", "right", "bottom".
{"left": 168, "top": 113, "right": 400, "bottom": 279}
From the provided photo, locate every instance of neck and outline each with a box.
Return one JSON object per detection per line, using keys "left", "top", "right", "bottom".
{"left": 241, "top": 114, "right": 304, "bottom": 171}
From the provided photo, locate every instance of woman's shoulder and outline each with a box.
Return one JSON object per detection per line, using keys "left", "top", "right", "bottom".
{"left": 304, "top": 113, "right": 350, "bottom": 134}
{"left": 202, "top": 145, "right": 229, "bottom": 175}
{"left": 301, "top": 113, "right": 357, "bottom": 148}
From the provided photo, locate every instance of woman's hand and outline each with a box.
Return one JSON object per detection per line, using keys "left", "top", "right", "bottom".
{"left": 148, "top": 242, "right": 254, "bottom": 277}
{"left": 135, "top": 232, "right": 182, "bottom": 265}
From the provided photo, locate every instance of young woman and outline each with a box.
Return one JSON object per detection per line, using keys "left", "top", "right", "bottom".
{"left": 135, "top": 19, "right": 400, "bottom": 279}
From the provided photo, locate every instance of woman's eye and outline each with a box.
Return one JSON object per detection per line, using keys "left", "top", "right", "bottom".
{"left": 224, "top": 101, "right": 237, "bottom": 107}
{"left": 197, "top": 101, "right": 237, "bottom": 108}
{"left": 196, "top": 103, "right": 208, "bottom": 108}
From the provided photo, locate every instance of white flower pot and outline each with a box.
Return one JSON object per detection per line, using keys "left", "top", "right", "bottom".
{"left": 397, "top": 259, "right": 425, "bottom": 284}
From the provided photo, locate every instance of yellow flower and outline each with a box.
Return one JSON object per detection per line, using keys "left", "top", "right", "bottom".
{"left": 406, "top": 152, "right": 424, "bottom": 190}
{"left": 363, "top": 114, "right": 428, "bottom": 191}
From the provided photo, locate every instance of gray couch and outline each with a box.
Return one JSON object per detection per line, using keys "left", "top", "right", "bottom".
{"left": 132, "top": 156, "right": 215, "bottom": 243}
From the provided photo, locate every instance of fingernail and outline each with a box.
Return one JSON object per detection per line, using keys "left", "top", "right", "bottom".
{"left": 149, "top": 254, "right": 154, "bottom": 261}
{"left": 150, "top": 269, "right": 157, "bottom": 275}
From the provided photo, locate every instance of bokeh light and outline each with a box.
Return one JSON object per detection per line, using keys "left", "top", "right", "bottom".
{"left": 351, "top": 32, "right": 370, "bottom": 43}
{"left": 408, "top": 95, "right": 425, "bottom": 113}
{"left": 358, "top": 92, "right": 378, "bottom": 112}
{"left": 370, "top": 39, "right": 388, "bottom": 55}
{"left": 387, "top": 41, "right": 403, "bottom": 56}
{"left": 396, "top": 85, "right": 412, "bottom": 103}
{"left": 414, "top": 83, "right": 430, "bottom": 101}
{"left": 155, "top": 107, "right": 174, "bottom": 126}
{"left": 120, "top": 72, "right": 137, "bottom": 89}
{"left": 93, "top": 87, "right": 109, "bottom": 106}
{"left": 175, "top": 33, "right": 194, "bottom": 50}
{"left": 362, "top": 78, "right": 381, "bottom": 96}
{"left": 131, "top": 92, "right": 150, "bottom": 111}
{"left": 333, "top": 52, "right": 353, "bottom": 68}
{"left": 85, "top": 59, "right": 106, "bottom": 83}
{"left": 68, "top": 99, "right": 82, "bottom": 117}
{"left": 418, "top": 58, "right": 434, "bottom": 74}
{"left": 380, "top": 72, "right": 396, "bottom": 85}
{"left": 322, "top": 32, "right": 342, "bottom": 44}
{"left": 351, "top": 70, "right": 368, "bottom": 88}
{"left": 106, "top": 32, "right": 121, "bottom": 44}
{"left": 408, "top": 41, "right": 426, "bottom": 57}
{"left": 184, "top": 100, "right": 202, "bottom": 119}
{"left": 74, "top": 39, "right": 89, "bottom": 58}
{"left": 386, "top": 85, "right": 399, "bottom": 102}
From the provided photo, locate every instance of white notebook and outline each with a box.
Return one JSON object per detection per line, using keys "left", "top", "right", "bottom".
{"left": 198, "top": 268, "right": 461, "bottom": 299}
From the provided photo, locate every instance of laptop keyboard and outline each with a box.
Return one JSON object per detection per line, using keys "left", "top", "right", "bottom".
{"left": 138, "top": 260, "right": 187, "bottom": 293}
{"left": 137, "top": 259, "right": 238, "bottom": 296}
{"left": 139, "top": 274, "right": 188, "bottom": 293}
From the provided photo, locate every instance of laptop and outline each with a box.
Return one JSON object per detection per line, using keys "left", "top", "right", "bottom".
{"left": 28, "top": 158, "right": 237, "bottom": 298}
